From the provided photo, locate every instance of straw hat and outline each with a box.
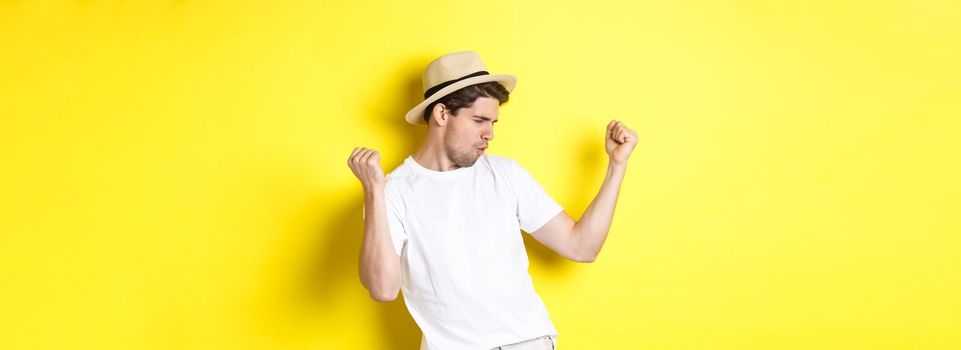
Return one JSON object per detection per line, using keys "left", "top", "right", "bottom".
{"left": 405, "top": 51, "right": 516, "bottom": 125}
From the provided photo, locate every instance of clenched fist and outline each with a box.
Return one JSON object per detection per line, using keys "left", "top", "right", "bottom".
{"left": 348, "top": 147, "right": 386, "bottom": 192}
{"left": 605, "top": 120, "right": 638, "bottom": 166}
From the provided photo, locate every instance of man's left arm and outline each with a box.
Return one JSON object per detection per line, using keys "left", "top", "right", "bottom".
{"left": 531, "top": 120, "right": 638, "bottom": 263}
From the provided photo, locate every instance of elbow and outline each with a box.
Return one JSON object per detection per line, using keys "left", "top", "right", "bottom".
{"left": 573, "top": 243, "right": 600, "bottom": 263}
{"left": 360, "top": 259, "right": 402, "bottom": 302}
{"left": 574, "top": 254, "right": 597, "bottom": 263}
{"left": 571, "top": 250, "right": 598, "bottom": 263}
{"left": 368, "top": 286, "right": 400, "bottom": 302}
{"left": 370, "top": 292, "right": 397, "bottom": 302}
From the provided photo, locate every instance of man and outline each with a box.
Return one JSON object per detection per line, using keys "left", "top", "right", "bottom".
{"left": 347, "top": 51, "right": 637, "bottom": 350}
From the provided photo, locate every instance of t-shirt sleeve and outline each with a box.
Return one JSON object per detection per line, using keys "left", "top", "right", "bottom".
{"left": 508, "top": 159, "right": 564, "bottom": 233}
{"left": 362, "top": 185, "right": 408, "bottom": 256}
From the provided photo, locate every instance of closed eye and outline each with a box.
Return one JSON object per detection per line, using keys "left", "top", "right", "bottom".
{"left": 473, "top": 115, "right": 498, "bottom": 124}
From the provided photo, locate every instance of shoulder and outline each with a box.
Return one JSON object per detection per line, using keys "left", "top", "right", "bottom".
{"left": 482, "top": 154, "right": 526, "bottom": 190}
{"left": 481, "top": 153, "right": 518, "bottom": 171}
{"left": 385, "top": 161, "right": 413, "bottom": 181}
{"left": 384, "top": 160, "right": 414, "bottom": 198}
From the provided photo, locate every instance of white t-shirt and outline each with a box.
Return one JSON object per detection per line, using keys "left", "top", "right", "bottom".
{"left": 382, "top": 153, "right": 564, "bottom": 350}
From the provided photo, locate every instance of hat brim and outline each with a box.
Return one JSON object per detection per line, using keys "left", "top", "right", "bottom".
{"left": 405, "top": 74, "right": 516, "bottom": 125}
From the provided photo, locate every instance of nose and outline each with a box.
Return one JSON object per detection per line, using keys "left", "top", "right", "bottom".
{"left": 482, "top": 126, "right": 493, "bottom": 141}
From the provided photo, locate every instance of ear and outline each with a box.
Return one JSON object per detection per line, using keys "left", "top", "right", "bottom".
{"left": 431, "top": 103, "right": 450, "bottom": 127}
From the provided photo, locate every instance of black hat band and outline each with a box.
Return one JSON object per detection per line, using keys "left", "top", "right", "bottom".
{"left": 423, "top": 71, "right": 489, "bottom": 100}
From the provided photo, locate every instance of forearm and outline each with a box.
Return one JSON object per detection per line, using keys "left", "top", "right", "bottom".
{"left": 570, "top": 161, "right": 627, "bottom": 261}
{"left": 358, "top": 187, "right": 401, "bottom": 301}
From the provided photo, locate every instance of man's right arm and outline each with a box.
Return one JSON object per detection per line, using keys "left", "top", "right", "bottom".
{"left": 358, "top": 186, "right": 402, "bottom": 302}
{"left": 347, "top": 147, "right": 401, "bottom": 302}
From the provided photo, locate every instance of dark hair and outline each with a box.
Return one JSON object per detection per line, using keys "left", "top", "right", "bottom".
{"left": 423, "top": 82, "right": 510, "bottom": 124}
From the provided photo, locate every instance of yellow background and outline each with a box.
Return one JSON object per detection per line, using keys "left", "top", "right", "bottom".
{"left": 2, "top": 1, "right": 959, "bottom": 349}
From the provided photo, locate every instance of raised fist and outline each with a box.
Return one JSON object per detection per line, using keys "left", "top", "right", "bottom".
{"left": 348, "top": 147, "right": 386, "bottom": 192}
{"left": 605, "top": 120, "right": 638, "bottom": 165}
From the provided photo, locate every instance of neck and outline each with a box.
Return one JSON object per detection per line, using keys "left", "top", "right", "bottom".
{"left": 412, "top": 134, "right": 461, "bottom": 172}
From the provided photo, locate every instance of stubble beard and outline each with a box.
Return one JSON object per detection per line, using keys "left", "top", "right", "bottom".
{"left": 443, "top": 133, "right": 479, "bottom": 169}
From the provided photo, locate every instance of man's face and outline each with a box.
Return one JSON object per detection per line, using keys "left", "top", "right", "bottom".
{"left": 443, "top": 96, "right": 499, "bottom": 168}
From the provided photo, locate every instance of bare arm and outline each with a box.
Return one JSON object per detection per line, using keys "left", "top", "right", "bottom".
{"left": 531, "top": 120, "right": 638, "bottom": 262}
{"left": 349, "top": 147, "right": 401, "bottom": 302}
